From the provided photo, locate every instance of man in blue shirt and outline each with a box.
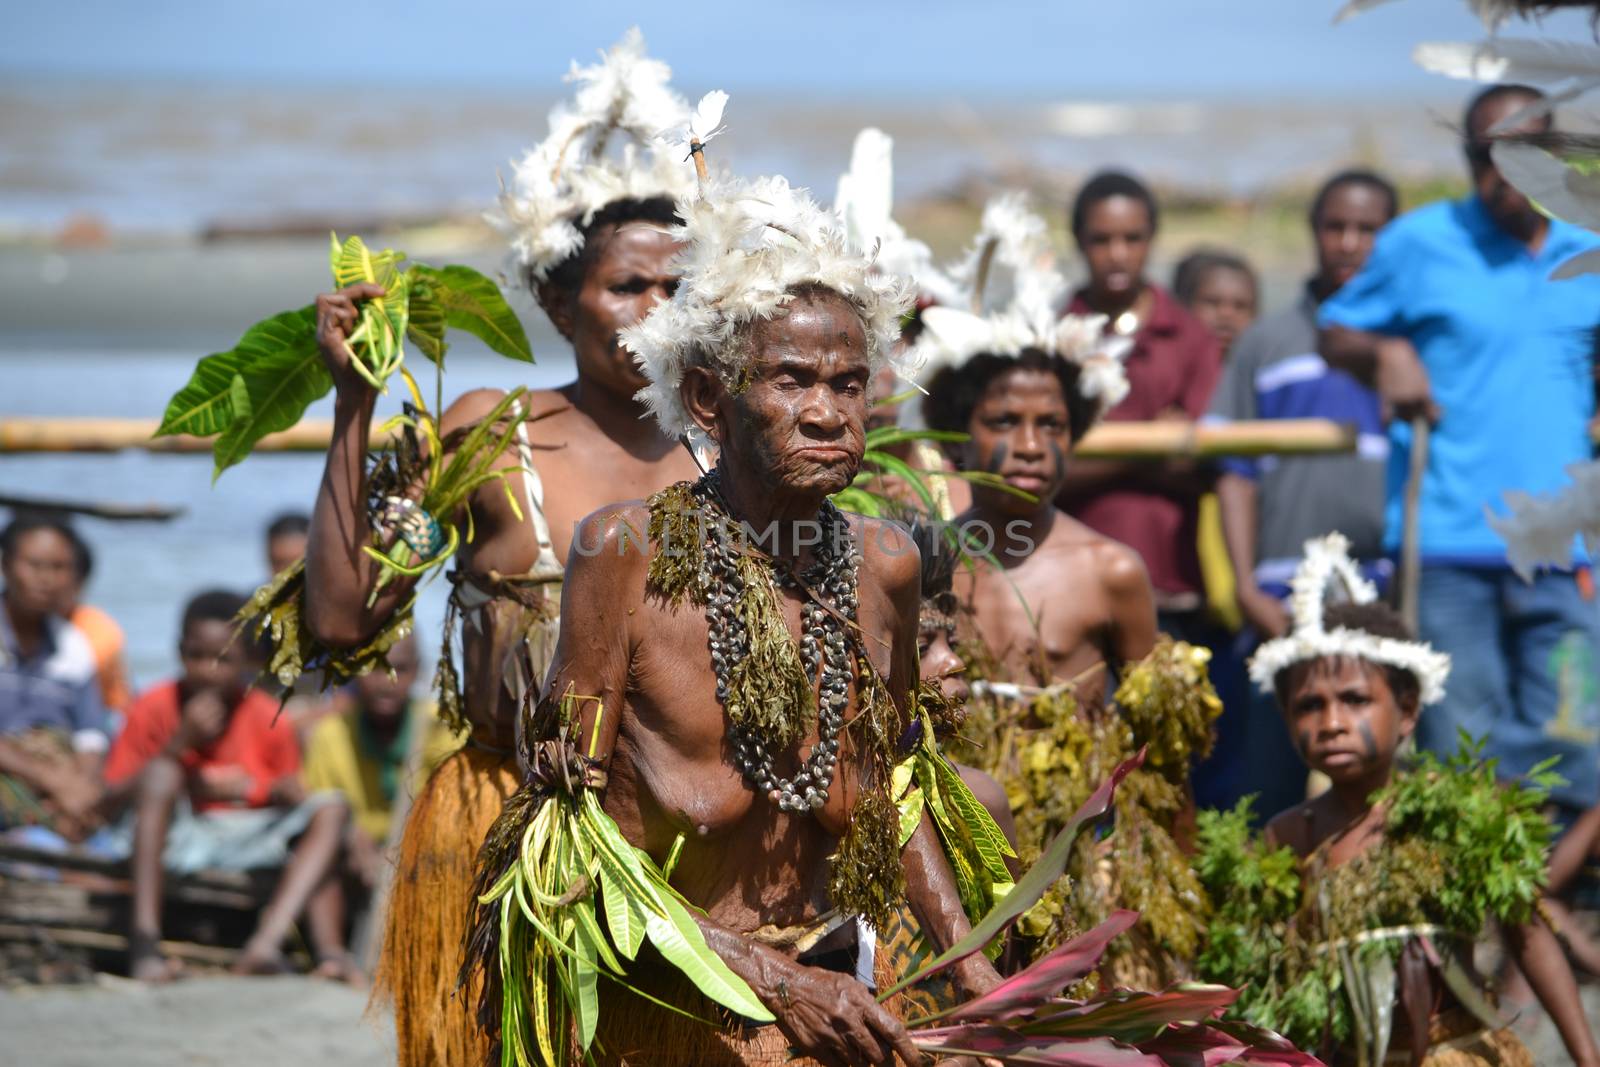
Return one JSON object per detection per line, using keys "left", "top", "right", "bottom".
{"left": 1319, "top": 84, "right": 1600, "bottom": 816}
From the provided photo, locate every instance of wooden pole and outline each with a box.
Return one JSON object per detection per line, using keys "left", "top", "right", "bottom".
{"left": 0, "top": 492, "right": 184, "bottom": 521}
{"left": 1398, "top": 417, "right": 1430, "bottom": 633}
{"left": 0, "top": 416, "right": 1359, "bottom": 460}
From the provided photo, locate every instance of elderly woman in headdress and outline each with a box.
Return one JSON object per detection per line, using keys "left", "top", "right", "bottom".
{"left": 465, "top": 172, "right": 1002, "bottom": 1065}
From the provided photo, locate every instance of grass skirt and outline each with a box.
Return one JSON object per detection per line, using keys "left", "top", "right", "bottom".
{"left": 371, "top": 744, "right": 520, "bottom": 1067}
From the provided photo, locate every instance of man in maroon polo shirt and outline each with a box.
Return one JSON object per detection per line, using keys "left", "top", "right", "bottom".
{"left": 1057, "top": 169, "right": 1223, "bottom": 643}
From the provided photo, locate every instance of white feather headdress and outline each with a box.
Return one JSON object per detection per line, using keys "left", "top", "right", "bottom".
{"left": 622, "top": 173, "right": 916, "bottom": 441}
{"left": 833, "top": 127, "right": 953, "bottom": 300}
{"left": 489, "top": 28, "right": 695, "bottom": 285}
{"left": 903, "top": 194, "right": 1132, "bottom": 426}
{"left": 1247, "top": 533, "right": 1451, "bottom": 705}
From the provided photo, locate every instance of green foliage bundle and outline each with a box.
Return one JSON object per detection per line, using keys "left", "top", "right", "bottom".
{"left": 469, "top": 690, "right": 771, "bottom": 1067}
{"left": 1194, "top": 737, "right": 1560, "bottom": 1053}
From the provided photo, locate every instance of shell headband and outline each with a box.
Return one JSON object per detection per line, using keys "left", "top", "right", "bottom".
{"left": 1247, "top": 533, "right": 1451, "bottom": 704}
{"left": 489, "top": 28, "right": 695, "bottom": 286}
{"left": 903, "top": 194, "right": 1132, "bottom": 427}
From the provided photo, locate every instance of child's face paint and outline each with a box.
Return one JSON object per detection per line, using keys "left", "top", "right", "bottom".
{"left": 1282, "top": 656, "right": 1415, "bottom": 785}
{"left": 962, "top": 366, "right": 1072, "bottom": 515}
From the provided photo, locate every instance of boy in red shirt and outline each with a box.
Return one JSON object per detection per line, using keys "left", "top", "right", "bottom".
{"left": 105, "top": 590, "right": 352, "bottom": 982}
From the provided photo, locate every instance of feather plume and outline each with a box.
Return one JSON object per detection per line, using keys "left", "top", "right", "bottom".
{"left": 622, "top": 174, "right": 915, "bottom": 440}
{"left": 488, "top": 29, "right": 694, "bottom": 285}
{"left": 1414, "top": 37, "right": 1600, "bottom": 84}
{"left": 1337, "top": 0, "right": 1594, "bottom": 30}
{"left": 659, "top": 90, "right": 729, "bottom": 152}
{"left": 898, "top": 193, "right": 1131, "bottom": 429}
{"left": 832, "top": 127, "right": 945, "bottom": 295}
{"left": 1486, "top": 458, "right": 1600, "bottom": 578}
{"left": 1492, "top": 141, "right": 1600, "bottom": 236}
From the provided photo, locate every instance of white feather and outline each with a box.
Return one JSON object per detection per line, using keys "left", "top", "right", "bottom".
{"left": 897, "top": 192, "right": 1129, "bottom": 432}
{"left": 1414, "top": 38, "right": 1600, "bottom": 84}
{"left": 1339, "top": 0, "right": 1523, "bottom": 31}
{"left": 1492, "top": 142, "right": 1600, "bottom": 236}
{"left": 488, "top": 29, "right": 694, "bottom": 286}
{"left": 622, "top": 174, "right": 915, "bottom": 441}
{"left": 1552, "top": 246, "right": 1600, "bottom": 279}
{"left": 1248, "top": 533, "right": 1451, "bottom": 704}
{"left": 830, "top": 127, "right": 941, "bottom": 301}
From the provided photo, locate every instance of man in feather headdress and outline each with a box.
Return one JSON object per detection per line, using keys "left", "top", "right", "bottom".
{"left": 302, "top": 30, "right": 705, "bottom": 1066}
{"left": 466, "top": 172, "right": 1001, "bottom": 1065}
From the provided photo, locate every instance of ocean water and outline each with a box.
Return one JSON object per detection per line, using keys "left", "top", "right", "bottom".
{"left": 0, "top": 82, "right": 1497, "bottom": 238}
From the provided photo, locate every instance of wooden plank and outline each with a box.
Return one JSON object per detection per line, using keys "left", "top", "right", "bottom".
{"left": 0, "top": 922, "right": 242, "bottom": 967}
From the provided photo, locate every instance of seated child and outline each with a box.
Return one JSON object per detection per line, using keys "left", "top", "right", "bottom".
{"left": 303, "top": 633, "right": 456, "bottom": 892}
{"left": 1197, "top": 534, "right": 1599, "bottom": 1067}
{"left": 103, "top": 589, "right": 354, "bottom": 983}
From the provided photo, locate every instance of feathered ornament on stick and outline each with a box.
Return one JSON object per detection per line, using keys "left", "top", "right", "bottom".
{"left": 661, "top": 90, "right": 728, "bottom": 183}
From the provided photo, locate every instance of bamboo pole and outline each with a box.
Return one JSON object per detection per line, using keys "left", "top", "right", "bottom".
{"left": 0, "top": 416, "right": 1359, "bottom": 460}
{"left": 0, "top": 492, "right": 184, "bottom": 521}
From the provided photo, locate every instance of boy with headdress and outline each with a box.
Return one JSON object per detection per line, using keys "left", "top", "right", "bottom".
{"left": 302, "top": 30, "right": 705, "bottom": 1065}
{"left": 1196, "top": 533, "right": 1599, "bottom": 1067}
{"left": 913, "top": 195, "right": 1219, "bottom": 984}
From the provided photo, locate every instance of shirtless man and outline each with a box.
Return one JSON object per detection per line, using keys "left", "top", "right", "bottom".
{"left": 473, "top": 176, "right": 999, "bottom": 1064}
{"left": 304, "top": 33, "right": 703, "bottom": 1065}
{"left": 924, "top": 351, "right": 1156, "bottom": 697}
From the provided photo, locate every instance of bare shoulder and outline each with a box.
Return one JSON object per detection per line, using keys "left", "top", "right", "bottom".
{"left": 854, "top": 515, "right": 919, "bottom": 597}
{"left": 438, "top": 386, "right": 568, "bottom": 438}
{"left": 1048, "top": 514, "right": 1151, "bottom": 592}
{"left": 1091, "top": 536, "right": 1152, "bottom": 599}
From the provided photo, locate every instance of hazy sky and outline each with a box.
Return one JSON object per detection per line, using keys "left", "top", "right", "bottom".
{"left": 7, "top": 0, "right": 1599, "bottom": 98}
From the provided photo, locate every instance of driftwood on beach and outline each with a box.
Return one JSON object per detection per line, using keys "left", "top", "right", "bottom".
{"left": 0, "top": 416, "right": 1359, "bottom": 460}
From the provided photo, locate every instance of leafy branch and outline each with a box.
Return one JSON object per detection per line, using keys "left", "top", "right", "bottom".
{"left": 156, "top": 233, "right": 533, "bottom": 479}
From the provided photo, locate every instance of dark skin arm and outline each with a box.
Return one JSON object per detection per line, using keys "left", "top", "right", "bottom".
{"left": 1216, "top": 472, "right": 1288, "bottom": 638}
{"left": 304, "top": 285, "right": 521, "bottom": 649}
{"left": 1505, "top": 917, "right": 1600, "bottom": 1067}
{"left": 1318, "top": 326, "right": 1439, "bottom": 424}
{"left": 545, "top": 513, "right": 926, "bottom": 1067}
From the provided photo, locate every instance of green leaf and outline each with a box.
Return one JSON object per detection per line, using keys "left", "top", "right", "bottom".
{"left": 570, "top": 907, "right": 601, "bottom": 1050}
{"left": 579, "top": 793, "right": 772, "bottom": 1022}
{"left": 208, "top": 307, "right": 331, "bottom": 478}
{"left": 410, "top": 263, "right": 533, "bottom": 363}
{"left": 156, "top": 305, "right": 315, "bottom": 438}
{"left": 644, "top": 888, "right": 774, "bottom": 1023}
{"left": 599, "top": 862, "right": 646, "bottom": 960}
{"left": 405, "top": 274, "right": 448, "bottom": 366}
{"left": 880, "top": 752, "right": 1142, "bottom": 1000}
{"left": 933, "top": 754, "right": 1017, "bottom": 879}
